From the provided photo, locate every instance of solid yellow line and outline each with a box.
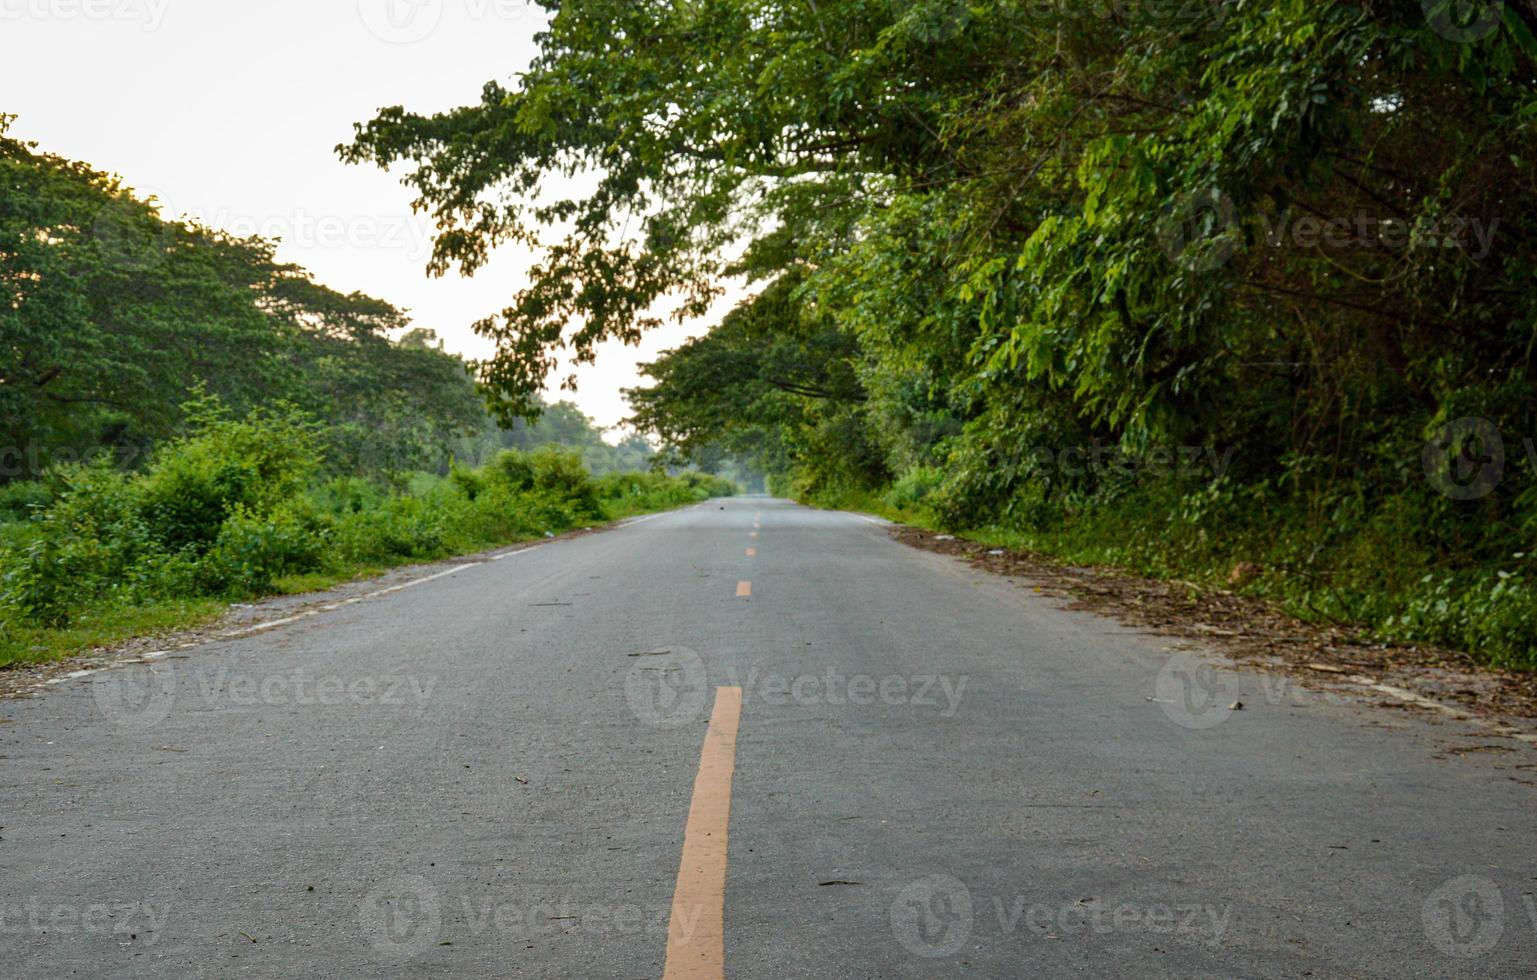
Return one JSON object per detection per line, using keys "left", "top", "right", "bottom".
{"left": 663, "top": 687, "right": 743, "bottom": 980}
{"left": 736, "top": 581, "right": 752, "bottom": 598}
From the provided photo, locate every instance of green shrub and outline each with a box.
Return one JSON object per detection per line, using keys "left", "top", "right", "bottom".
{"left": 884, "top": 466, "right": 943, "bottom": 514}
{"left": 528, "top": 447, "right": 604, "bottom": 521}
{"left": 0, "top": 480, "right": 51, "bottom": 524}
{"left": 197, "top": 502, "right": 329, "bottom": 596}
{"left": 488, "top": 449, "right": 535, "bottom": 491}
{"left": 138, "top": 401, "right": 320, "bottom": 554}
{"left": 309, "top": 476, "right": 387, "bottom": 516}
{"left": 448, "top": 462, "right": 487, "bottom": 501}
{"left": 0, "top": 463, "right": 151, "bottom": 626}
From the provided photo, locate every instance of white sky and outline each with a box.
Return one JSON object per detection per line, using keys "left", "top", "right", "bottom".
{"left": 1, "top": 0, "right": 724, "bottom": 438}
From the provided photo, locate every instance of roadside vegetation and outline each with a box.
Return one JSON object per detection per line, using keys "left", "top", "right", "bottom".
{"left": 0, "top": 397, "right": 735, "bottom": 668}
{"left": 342, "top": 1, "right": 1537, "bottom": 669}
{"left": 0, "top": 122, "right": 737, "bottom": 669}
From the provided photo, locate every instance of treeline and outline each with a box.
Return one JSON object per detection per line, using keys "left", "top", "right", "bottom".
{"left": 343, "top": 2, "right": 1537, "bottom": 664}
{"left": 0, "top": 115, "right": 492, "bottom": 486}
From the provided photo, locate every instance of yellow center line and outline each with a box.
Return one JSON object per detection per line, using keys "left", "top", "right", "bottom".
{"left": 663, "top": 687, "right": 743, "bottom": 980}
{"left": 749, "top": 531, "right": 758, "bottom": 539}
{"left": 745, "top": 548, "right": 756, "bottom": 557}
{"left": 736, "top": 581, "right": 752, "bottom": 597}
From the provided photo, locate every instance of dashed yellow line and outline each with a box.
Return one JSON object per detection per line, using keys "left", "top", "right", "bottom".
{"left": 736, "top": 581, "right": 752, "bottom": 598}
{"left": 746, "top": 548, "right": 756, "bottom": 557}
{"left": 662, "top": 687, "right": 743, "bottom": 980}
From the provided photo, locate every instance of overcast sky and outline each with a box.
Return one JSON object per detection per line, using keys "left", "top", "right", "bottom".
{"left": 2, "top": 0, "right": 721, "bottom": 437}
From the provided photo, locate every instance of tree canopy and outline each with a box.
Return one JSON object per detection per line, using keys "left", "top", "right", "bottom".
{"left": 1, "top": 117, "right": 488, "bottom": 481}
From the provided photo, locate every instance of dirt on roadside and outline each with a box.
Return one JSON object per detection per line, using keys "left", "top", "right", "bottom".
{"left": 891, "top": 525, "right": 1537, "bottom": 729}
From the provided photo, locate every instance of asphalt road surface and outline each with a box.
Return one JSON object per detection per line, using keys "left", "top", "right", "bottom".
{"left": 2, "top": 497, "right": 1534, "bottom": 978}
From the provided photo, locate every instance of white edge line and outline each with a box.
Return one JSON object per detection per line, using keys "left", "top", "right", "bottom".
{"left": 1346, "top": 674, "right": 1537, "bottom": 744}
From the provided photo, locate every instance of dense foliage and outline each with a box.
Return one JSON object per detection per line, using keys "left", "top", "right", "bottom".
{"left": 344, "top": 1, "right": 1537, "bottom": 664}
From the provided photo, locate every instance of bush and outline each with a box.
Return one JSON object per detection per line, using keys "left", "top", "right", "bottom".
{"left": 884, "top": 466, "right": 943, "bottom": 514}
{"left": 198, "top": 502, "right": 329, "bottom": 596}
{"left": 0, "top": 463, "right": 150, "bottom": 626}
{"left": 487, "top": 449, "right": 536, "bottom": 491}
{"left": 0, "top": 480, "right": 51, "bottom": 524}
{"left": 528, "top": 447, "right": 604, "bottom": 521}
{"left": 138, "top": 401, "right": 320, "bottom": 553}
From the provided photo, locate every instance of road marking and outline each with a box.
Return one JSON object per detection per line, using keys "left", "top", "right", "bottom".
{"left": 851, "top": 513, "right": 887, "bottom": 526}
{"left": 368, "top": 562, "right": 482, "bottom": 596}
{"left": 663, "top": 686, "right": 743, "bottom": 980}
{"left": 223, "top": 611, "right": 318, "bottom": 638}
{"left": 746, "top": 548, "right": 756, "bottom": 557}
{"left": 749, "top": 532, "right": 758, "bottom": 539}
{"left": 222, "top": 563, "right": 484, "bottom": 639}
{"left": 736, "top": 581, "right": 752, "bottom": 598}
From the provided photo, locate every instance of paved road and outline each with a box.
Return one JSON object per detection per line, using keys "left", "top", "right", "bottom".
{"left": 1, "top": 497, "right": 1534, "bottom": 978}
